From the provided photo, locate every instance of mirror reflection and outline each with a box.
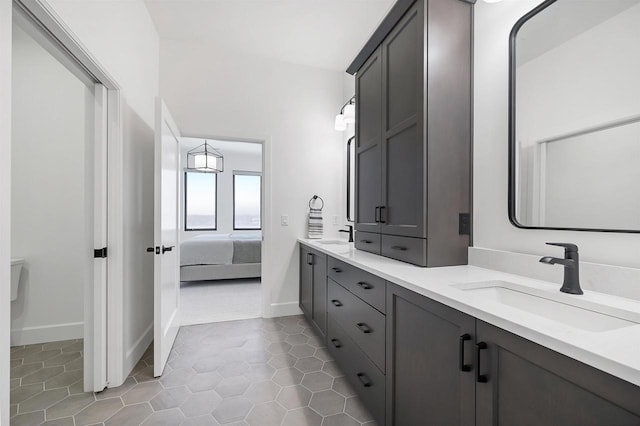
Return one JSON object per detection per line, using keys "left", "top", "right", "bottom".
{"left": 511, "top": 0, "right": 640, "bottom": 231}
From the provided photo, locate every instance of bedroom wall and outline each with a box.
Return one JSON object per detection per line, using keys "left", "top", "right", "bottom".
{"left": 160, "top": 39, "right": 346, "bottom": 316}
{"left": 180, "top": 139, "right": 263, "bottom": 241}
{"left": 10, "top": 22, "right": 91, "bottom": 345}
{"left": 44, "top": 0, "right": 160, "bottom": 379}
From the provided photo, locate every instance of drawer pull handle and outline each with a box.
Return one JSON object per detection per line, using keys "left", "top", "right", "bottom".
{"left": 357, "top": 282, "right": 372, "bottom": 290}
{"left": 331, "top": 267, "right": 342, "bottom": 273}
{"left": 459, "top": 333, "right": 472, "bottom": 372}
{"left": 330, "top": 338, "right": 342, "bottom": 348}
{"left": 476, "top": 342, "right": 488, "bottom": 383}
{"left": 331, "top": 299, "right": 343, "bottom": 307}
{"left": 391, "top": 245, "right": 407, "bottom": 251}
{"left": 356, "top": 323, "right": 372, "bottom": 334}
{"left": 357, "top": 372, "right": 372, "bottom": 387}
{"left": 360, "top": 239, "right": 372, "bottom": 244}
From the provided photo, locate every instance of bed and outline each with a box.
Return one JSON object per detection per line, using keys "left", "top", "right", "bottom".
{"left": 180, "top": 232, "right": 261, "bottom": 282}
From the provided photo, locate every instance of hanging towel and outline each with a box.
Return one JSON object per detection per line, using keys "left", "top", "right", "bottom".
{"left": 308, "top": 196, "right": 324, "bottom": 239}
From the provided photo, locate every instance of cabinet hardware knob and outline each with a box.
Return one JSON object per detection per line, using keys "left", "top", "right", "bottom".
{"left": 459, "top": 333, "right": 472, "bottom": 372}
{"left": 331, "top": 267, "right": 342, "bottom": 273}
{"left": 357, "top": 282, "right": 372, "bottom": 290}
{"left": 360, "top": 239, "right": 372, "bottom": 244}
{"left": 357, "top": 372, "right": 372, "bottom": 387}
{"left": 476, "top": 341, "right": 488, "bottom": 383}
{"left": 391, "top": 245, "right": 407, "bottom": 251}
{"left": 356, "top": 323, "right": 372, "bottom": 334}
{"left": 331, "top": 299, "right": 343, "bottom": 307}
{"left": 331, "top": 338, "right": 342, "bottom": 348}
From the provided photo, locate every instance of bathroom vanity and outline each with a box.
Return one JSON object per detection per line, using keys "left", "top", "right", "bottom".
{"left": 299, "top": 239, "right": 640, "bottom": 425}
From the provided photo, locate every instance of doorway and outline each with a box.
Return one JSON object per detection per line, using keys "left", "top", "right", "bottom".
{"left": 179, "top": 137, "right": 264, "bottom": 325}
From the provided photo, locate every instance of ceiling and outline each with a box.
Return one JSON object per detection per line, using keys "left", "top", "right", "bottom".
{"left": 144, "top": 0, "right": 395, "bottom": 72}
{"left": 181, "top": 137, "right": 263, "bottom": 156}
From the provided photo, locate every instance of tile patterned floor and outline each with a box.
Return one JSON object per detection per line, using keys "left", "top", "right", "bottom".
{"left": 10, "top": 316, "right": 377, "bottom": 425}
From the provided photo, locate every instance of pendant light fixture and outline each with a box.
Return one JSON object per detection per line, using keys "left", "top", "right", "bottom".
{"left": 334, "top": 95, "right": 356, "bottom": 131}
{"left": 186, "top": 141, "right": 224, "bottom": 173}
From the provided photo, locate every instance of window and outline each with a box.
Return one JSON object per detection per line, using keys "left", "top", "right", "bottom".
{"left": 185, "top": 171, "right": 217, "bottom": 230}
{"left": 233, "top": 172, "right": 262, "bottom": 230}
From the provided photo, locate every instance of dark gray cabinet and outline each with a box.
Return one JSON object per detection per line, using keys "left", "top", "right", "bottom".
{"left": 386, "top": 283, "right": 475, "bottom": 426}
{"left": 353, "top": 0, "right": 472, "bottom": 267}
{"left": 475, "top": 321, "right": 640, "bottom": 425}
{"left": 299, "top": 246, "right": 327, "bottom": 337}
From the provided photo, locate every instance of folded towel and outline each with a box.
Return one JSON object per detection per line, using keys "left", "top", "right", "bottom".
{"left": 308, "top": 207, "right": 323, "bottom": 239}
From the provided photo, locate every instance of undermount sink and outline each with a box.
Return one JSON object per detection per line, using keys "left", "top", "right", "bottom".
{"left": 316, "top": 240, "right": 350, "bottom": 246}
{"left": 453, "top": 280, "right": 640, "bottom": 332}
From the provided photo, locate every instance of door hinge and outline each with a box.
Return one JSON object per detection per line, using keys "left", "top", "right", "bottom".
{"left": 94, "top": 247, "right": 108, "bottom": 258}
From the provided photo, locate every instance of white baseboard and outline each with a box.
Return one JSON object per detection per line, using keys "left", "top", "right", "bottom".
{"left": 11, "top": 322, "right": 84, "bottom": 346}
{"left": 269, "top": 301, "right": 302, "bottom": 318}
{"left": 124, "top": 322, "right": 153, "bottom": 377}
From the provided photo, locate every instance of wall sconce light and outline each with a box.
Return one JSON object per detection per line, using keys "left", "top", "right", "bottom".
{"left": 335, "top": 95, "right": 356, "bottom": 131}
{"left": 187, "top": 141, "right": 224, "bottom": 173}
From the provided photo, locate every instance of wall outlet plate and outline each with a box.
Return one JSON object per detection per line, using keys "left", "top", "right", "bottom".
{"left": 281, "top": 215, "right": 289, "bottom": 226}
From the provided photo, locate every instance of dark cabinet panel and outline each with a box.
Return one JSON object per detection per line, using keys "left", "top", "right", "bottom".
{"left": 386, "top": 283, "right": 476, "bottom": 426}
{"left": 312, "top": 253, "right": 327, "bottom": 336}
{"left": 299, "top": 247, "right": 313, "bottom": 320}
{"left": 476, "top": 321, "right": 640, "bottom": 426}
{"left": 355, "top": 144, "right": 381, "bottom": 234}
{"left": 381, "top": 234, "right": 427, "bottom": 266}
{"left": 356, "top": 52, "right": 382, "bottom": 149}
{"left": 327, "top": 257, "right": 386, "bottom": 314}
{"left": 299, "top": 245, "right": 327, "bottom": 338}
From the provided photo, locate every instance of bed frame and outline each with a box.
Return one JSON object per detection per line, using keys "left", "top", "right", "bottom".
{"left": 180, "top": 263, "right": 261, "bottom": 282}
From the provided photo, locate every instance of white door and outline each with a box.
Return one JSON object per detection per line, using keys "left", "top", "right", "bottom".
{"left": 154, "top": 98, "right": 181, "bottom": 376}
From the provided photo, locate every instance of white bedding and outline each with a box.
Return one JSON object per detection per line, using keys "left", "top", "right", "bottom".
{"left": 180, "top": 232, "right": 261, "bottom": 266}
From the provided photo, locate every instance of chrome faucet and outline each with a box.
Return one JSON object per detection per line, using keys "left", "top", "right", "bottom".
{"left": 539, "top": 242, "right": 583, "bottom": 295}
{"left": 339, "top": 225, "right": 354, "bottom": 243}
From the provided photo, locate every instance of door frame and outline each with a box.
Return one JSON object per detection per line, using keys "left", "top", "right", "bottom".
{"left": 182, "top": 133, "right": 271, "bottom": 318}
{"left": 5, "top": 0, "right": 125, "bottom": 393}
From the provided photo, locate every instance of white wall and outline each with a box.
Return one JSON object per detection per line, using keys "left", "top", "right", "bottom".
{"left": 44, "top": 0, "right": 159, "bottom": 378}
{"left": 180, "top": 140, "right": 263, "bottom": 241}
{"left": 10, "top": 24, "right": 91, "bottom": 345}
{"left": 160, "top": 40, "right": 346, "bottom": 316}
{"left": 1, "top": 0, "right": 12, "bottom": 421}
{"left": 474, "top": 0, "right": 640, "bottom": 269}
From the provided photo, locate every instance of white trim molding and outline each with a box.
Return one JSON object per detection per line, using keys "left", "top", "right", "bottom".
{"left": 10, "top": 322, "right": 84, "bottom": 346}
{"left": 269, "top": 302, "right": 303, "bottom": 318}
{"left": 125, "top": 322, "right": 153, "bottom": 376}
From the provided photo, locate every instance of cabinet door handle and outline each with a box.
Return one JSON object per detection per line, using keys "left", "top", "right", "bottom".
{"left": 379, "top": 206, "right": 386, "bottom": 223}
{"left": 374, "top": 206, "right": 380, "bottom": 223}
{"left": 476, "top": 342, "right": 488, "bottom": 383}
{"left": 459, "top": 333, "right": 472, "bottom": 372}
{"left": 356, "top": 323, "right": 372, "bottom": 334}
{"left": 330, "top": 338, "right": 342, "bottom": 348}
{"left": 359, "top": 239, "right": 372, "bottom": 244}
{"left": 307, "top": 253, "right": 313, "bottom": 265}
{"left": 331, "top": 299, "right": 343, "bottom": 307}
{"left": 391, "top": 245, "right": 407, "bottom": 251}
{"left": 357, "top": 372, "right": 372, "bottom": 387}
{"left": 331, "top": 267, "right": 342, "bottom": 273}
{"left": 357, "top": 282, "right": 372, "bottom": 290}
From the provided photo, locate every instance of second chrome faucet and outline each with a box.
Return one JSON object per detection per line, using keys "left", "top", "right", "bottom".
{"left": 539, "top": 242, "right": 583, "bottom": 295}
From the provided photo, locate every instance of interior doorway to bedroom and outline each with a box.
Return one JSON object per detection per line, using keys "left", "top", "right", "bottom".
{"left": 179, "top": 137, "right": 264, "bottom": 325}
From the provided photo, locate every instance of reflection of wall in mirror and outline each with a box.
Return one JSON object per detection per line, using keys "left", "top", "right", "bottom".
{"left": 516, "top": 2, "right": 640, "bottom": 229}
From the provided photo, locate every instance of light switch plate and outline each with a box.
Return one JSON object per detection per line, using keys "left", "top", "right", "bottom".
{"left": 281, "top": 215, "right": 289, "bottom": 226}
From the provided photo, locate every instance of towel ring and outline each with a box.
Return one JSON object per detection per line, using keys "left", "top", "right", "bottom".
{"left": 309, "top": 195, "right": 324, "bottom": 210}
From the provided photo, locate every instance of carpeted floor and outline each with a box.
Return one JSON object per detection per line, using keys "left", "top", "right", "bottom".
{"left": 180, "top": 278, "right": 262, "bottom": 326}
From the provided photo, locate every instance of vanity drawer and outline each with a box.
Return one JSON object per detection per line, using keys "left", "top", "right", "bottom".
{"left": 327, "top": 257, "right": 386, "bottom": 313}
{"left": 381, "top": 234, "right": 427, "bottom": 266}
{"left": 327, "top": 318, "right": 385, "bottom": 425}
{"left": 328, "top": 279, "right": 385, "bottom": 372}
{"left": 354, "top": 231, "right": 381, "bottom": 254}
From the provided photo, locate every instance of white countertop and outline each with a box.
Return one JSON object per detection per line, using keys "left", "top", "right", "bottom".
{"left": 299, "top": 238, "right": 640, "bottom": 387}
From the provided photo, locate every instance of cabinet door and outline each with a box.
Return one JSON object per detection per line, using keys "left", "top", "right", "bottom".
{"left": 311, "top": 252, "right": 327, "bottom": 336}
{"left": 386, "top": 283, "right": 475, "bottom": 426}
{"left": 380, "top": 1, "right": 425, "bottom": 238}
{"left": 355, "top": 47, "right": 382, "bottom": 235}
{"left": 476, "top": 321, "right": 640, "bottom": 425}
{"left": 299, "top": 247, "right": 313, "bottom": 321}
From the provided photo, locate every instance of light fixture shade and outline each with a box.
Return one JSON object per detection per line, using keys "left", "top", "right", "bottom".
{"left": 187, "top": 142, "right": 224, "bottom": 173}
{"left": 343, "top": 103, "right": 355, "bottom": 124}
{"left": 334, "top": 114, "right": 347, "bottom": 131}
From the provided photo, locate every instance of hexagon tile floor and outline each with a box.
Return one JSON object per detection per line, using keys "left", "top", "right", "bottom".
{"left": 10, "top": 315, "right": 378, "bottom": 425}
